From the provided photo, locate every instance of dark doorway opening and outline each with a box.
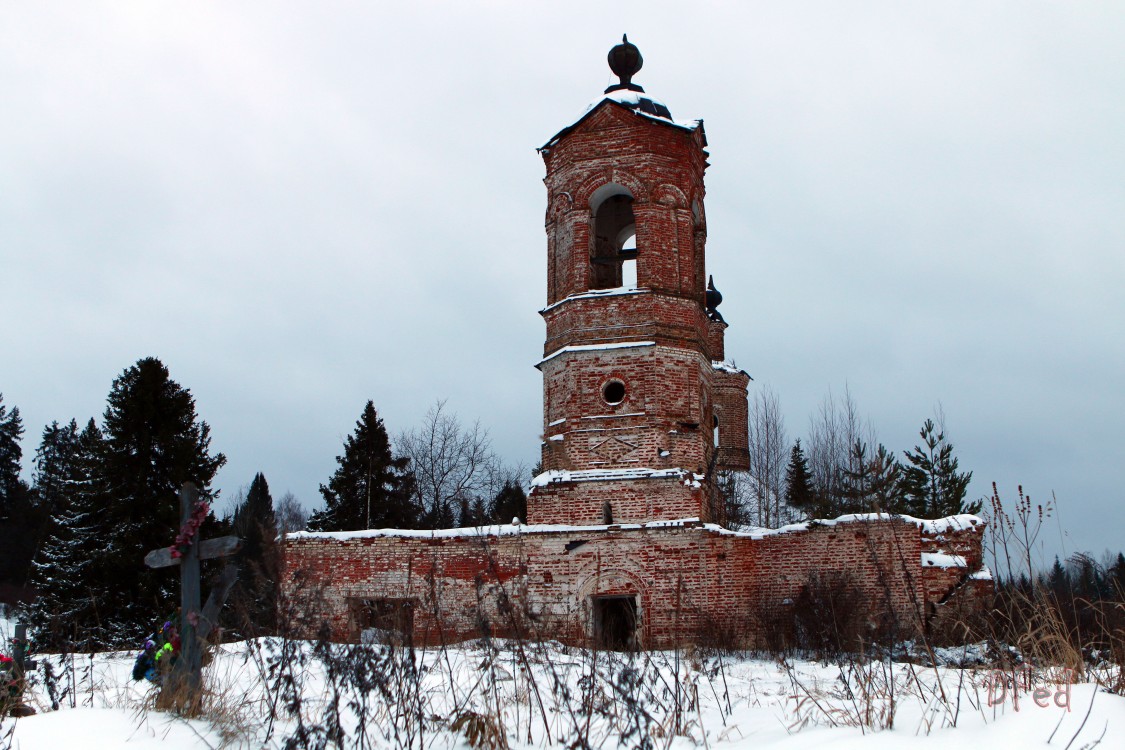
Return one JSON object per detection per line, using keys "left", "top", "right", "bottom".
{"left": 593, "top": 595, "right": 638, "bottom": 650}
{"left": 350, "top": 597, "right": 415, "bottom": 645}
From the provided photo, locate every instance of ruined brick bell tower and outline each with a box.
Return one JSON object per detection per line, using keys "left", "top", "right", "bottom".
{"left": 281, "top": 37, "right": 991, "bottom": 650}
{"left": 530, "top": 36, "right": 751, "bottom": 527}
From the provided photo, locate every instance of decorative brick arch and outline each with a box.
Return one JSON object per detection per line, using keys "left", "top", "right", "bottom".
{"left": 652, "top": 183, "right": 689, "bottom": 209}
{"left": 546, "top": 190, "right": 574, "bottom": 222}
{"left": 572, "top": 168, "right": 649, "bottom": 209}
{"left": 575, "top": 564, "right": 646, "bottom": 599}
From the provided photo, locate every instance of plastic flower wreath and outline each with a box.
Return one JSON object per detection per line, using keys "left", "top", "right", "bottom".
{"left": 1, "top": 653, "right": 20, "bottom": 704}
{"left": 170, "top": 496, "right": 211, "bottom": 559}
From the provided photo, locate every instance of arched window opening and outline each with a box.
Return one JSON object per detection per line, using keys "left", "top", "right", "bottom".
{"left": 620, "top": 231, "right": 637, "bottom": 289}
{"left": 591, "top": 192, "right": 637, "bottom": 290}
{"left": 713, "top": 414, "right": 720, "bottom": 447}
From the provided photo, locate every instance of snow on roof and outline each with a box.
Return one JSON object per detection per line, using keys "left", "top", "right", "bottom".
{"left": 914, "top": 514, "right": 985, "bottom": 534}
{"left": 531, "top": 467, "right": 704, "bottom": 487}
{"left": 587, "top": 90, "right": 701, "bottom": 131}
{"left": 537, "top": 340, "right": 655, "bottom": 367}
{"left": 712, "top": 360, "right": 750, "bottom": 377}
{"left": 599, "top": 88, "right": 665, "bottom": 109}
{"left": 287, "top": 511, "right": 988, "bottom": 553}
{"left": 541, "top": 96, "right": 701, "bottom": 151}
{"left": 540, "top": 287, "right": 651, "bottom": 314}
{"left": 287, "top": 516, "right": 706, "bottom": 543}
{"left": 699, "top": 512, "right": 985, "bottom": 541}
{"left": 970, "top": 567, "right": 995, "bottom": 581}
{"left": 922, "top": 552, "right": 969, "bottom": 569}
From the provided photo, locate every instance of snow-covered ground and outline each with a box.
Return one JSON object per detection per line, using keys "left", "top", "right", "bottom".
{"left": 2, "top": 613, "right": 1122, "bottom": 749}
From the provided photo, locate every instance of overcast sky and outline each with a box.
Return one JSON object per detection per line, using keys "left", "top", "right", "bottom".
{"left": 3, "top": 2, "right": 1122, "bottom": 564}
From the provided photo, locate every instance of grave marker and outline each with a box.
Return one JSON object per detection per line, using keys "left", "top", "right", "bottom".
{"left": 143, "top": 482, "right": 240, "bottom": 712}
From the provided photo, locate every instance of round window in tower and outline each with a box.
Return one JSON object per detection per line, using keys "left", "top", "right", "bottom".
{"left": 602, "top": 380, "right": 626, "bottom": 405}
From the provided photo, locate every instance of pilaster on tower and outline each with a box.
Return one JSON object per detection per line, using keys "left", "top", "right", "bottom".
{"left": 529, "top": 37, "right": 750, "bottom": 528}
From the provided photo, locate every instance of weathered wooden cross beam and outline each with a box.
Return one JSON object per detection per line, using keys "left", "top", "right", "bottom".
{"left": 143, "top": 482, "right": 240, "bottom": 712}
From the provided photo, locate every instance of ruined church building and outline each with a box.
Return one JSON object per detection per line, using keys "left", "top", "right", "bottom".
{"left": 283, "top": 39, "right": 990, "bottom": 649}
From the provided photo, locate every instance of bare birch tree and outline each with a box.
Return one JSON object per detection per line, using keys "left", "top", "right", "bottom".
{"left": 746, "top": 385, "right": 790, "bottom": 528}
{"left": 397, "top": 400, "right": 500, "bottom": 528}
{"left": 805, "top": 385, "right": 877, "bottom": 519}
{"left": 275, "top": 491, "right": 309, "bottom": 534}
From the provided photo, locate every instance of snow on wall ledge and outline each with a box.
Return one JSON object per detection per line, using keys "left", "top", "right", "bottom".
{"left": 530, "top": 467, "right": 704, "bottom": 487}
{"left": 287, "top": 511, "right": 984, "bottom": 543}
{"left": 282, "top": 512, "right": 991, "bottom": 648}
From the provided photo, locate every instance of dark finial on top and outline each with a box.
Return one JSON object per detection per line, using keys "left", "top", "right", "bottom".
{"left": 706, "top": 275, "right": 726, "bottom": 324}
{"left": 606, "top": 34, "right": 645, "bottom": 94}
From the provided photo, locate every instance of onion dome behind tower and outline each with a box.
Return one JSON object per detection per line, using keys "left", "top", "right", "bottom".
{"left": 706, "top": 276, "right": 726, "bottom": 324}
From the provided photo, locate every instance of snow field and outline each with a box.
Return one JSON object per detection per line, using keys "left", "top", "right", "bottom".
{"left": 3, "top": 626, "right": 1123, "bottom": 750}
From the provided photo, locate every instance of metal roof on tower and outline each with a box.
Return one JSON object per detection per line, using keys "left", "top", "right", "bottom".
{"left": 539, "top": 36, "right": 705, "bottom": 152}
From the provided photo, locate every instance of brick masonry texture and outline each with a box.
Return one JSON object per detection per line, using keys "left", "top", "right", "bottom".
{"left": 282, "top": 89, "right": 991, "bottom": 648}
{"left": 281, "top": 516, "right": 987, "bottom": 648}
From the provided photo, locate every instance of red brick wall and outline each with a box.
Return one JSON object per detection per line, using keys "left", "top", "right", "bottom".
{"left": 528, "top": 474, "right": 709, "bottom": 526}
{"left": 917, "top": 516, "right": 988, "bottom": 606}
{"left": 706, "top": 320, "right": 725, "bottom": 361}
{"left": 541, "top": 293, "right": 709, "bottom": 355}
{"left": 713, "top": 368, "right": 751, "bottom": 471}
{"left": 541, "top": 104, "right": 708, "bottom": 305}
{"left": 538, "top": 346, "right": 712, "bottom": 474}
{"left": 281, "top": 515, "right": 989, "bottom": 649}
{"left": 532, "top": 95, "right": 748, "bottom": 528}
{"left": 919, "top": 517, "right": 985, "bottom": 570}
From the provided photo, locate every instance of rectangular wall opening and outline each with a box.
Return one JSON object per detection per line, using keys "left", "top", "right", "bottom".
{"left": 593, "top": 595, "right": 638, "bottom": 651}
{"left": 349, "top": 597, "right": 416, "bottom": 645}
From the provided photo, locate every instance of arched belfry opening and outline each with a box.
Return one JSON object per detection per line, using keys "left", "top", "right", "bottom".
{"left": 590, "top": 186, "right": 638, "bottom": 290}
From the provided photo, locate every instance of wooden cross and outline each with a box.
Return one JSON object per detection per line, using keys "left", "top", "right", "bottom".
{"left": 144, "top": 482, "right": 240, "bottom": 711}
{"left": 2, "top": 623, "right": 37, "bottom": 717}
{"left": 10, "top": 624, "right": 36, "bottom": 674}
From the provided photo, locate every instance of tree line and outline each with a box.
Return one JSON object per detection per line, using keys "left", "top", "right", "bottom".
{"left": 0, "top": 359, "right": 527, "bottom": 649}
{"left": 308, "top": 399, "right": 527, "bottom": 534}
{"left": 0, "top": 361, "right": 1092, "bottom": 651}
{"left": 722, "top": 386, "right": 979, "bottom": 529}
{"left": 0, "top": 359, "right": 226, "bottom": 648}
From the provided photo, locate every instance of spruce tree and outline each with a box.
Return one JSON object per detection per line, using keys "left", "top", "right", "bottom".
{"left": 32, "top": 420, "right": 80, "bottom": 515}
{"left": 783, "top": 439, "right": 823, "bottom": 518}
{"left": 308, "top": 401, "right": 417, "bottom": 532}
{"left": 0, "top": 394, "right": 39, "bottom": 597}
{"left": 0, "top": 394, "right": 27, "bottom": 520}
{"left": 1047, "top": 556, "right": 1069, "bottom": 600}
{"left": 229, "top": 472, "right": 279, "bottom": 635}
{"left": 867, "top": 443, "right": 908, "bottom": 514}
{"left": 839, "top": 441, "right": 910, "bottom": 515}
{"left": 901, "top": 418, "right": 978, "bottom": 518}
{"left": 457, "top": 496, "right": 491, "bottom": 528}
{"left": 28, "top": 419, "right": 105, "bottom": 648}
{"left": 1110, "top": 553, "right": 1125, "bottom": 599}
{"left": 95, "top": 358, "right": 226, "bottom": 644}
{"left": 490, "top": 480, "right": 527, "bottom": 524}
